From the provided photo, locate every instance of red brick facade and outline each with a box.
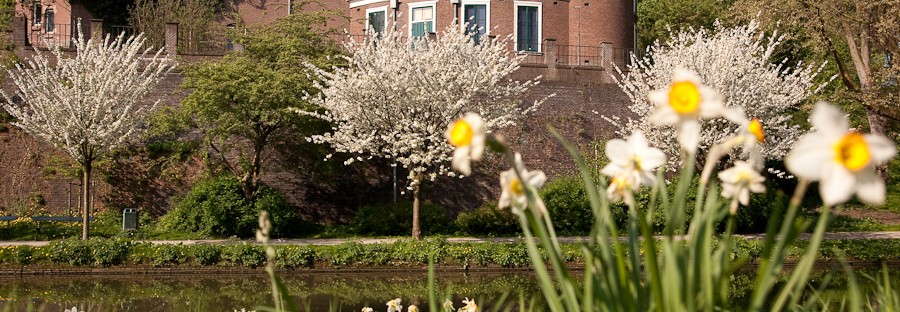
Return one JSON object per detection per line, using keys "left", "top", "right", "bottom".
{"left": 346, "top": 0, "right": 635, "bottom": 57}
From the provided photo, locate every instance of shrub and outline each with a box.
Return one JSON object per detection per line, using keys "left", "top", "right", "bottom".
{"left": 190, "top": 244, "right": 222, "bottom": 265}
{"left": 222, "top": 243, "right": 265, "bottom": 267}
{"left": 14, "top": 246, "right": 33, "bottom": 265}
{"left": 151, "top": 244, "right": 188, "bottom": 266}
{"left": 46, "top": 239, "right": 92, "bottom": 266}
{"left": 540, "top": 175, "right": 595, "bottom": 235}
{"left": 276, "top": 245, "right": 315, "bottom": 267}
{"left": 350, "top": 200, "right": 453, "bottom": 236}
{"left": 159, "top": 175, "right": 298, "bottom": 238}
{"left": 91, "top": 238, "right": 132, "bottom": 267}
{"left": 455, "top": 202, "right": 519, "bottom": 237}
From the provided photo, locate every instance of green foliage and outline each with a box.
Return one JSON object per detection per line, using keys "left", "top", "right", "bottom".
{"left": 151, "top": 244, "right": 188, "bottom": 266}
{"left": 159, "top": 175, "right": 297, "bottom": 238}
{"left": 46, "top": 239, "right": 93, "bottom": 266}
{"left": 350, "top": 201, "right": 454, "bottom": 236}
{"left": 540, "top": 175, "right": 595, "bottom": 235}
{"left": 454, "top": 202, "right": 519, "bottom": 236}
{"left": 13, "top": 246, "right": 33, "bottom": 265}
{"left": 91, "top": 238, "right": 133, "bottom": 267}
{"left": 190, "top": 244, "right": 222, "bottom": 265}
{"left": 222, "top": 243, "right": 266, "bottom": 267}
{"left": 275, "top": 245, "right": 315, "bottom": 268}
{"left": 637, "top": 0, "right": 733, "bottom": 52}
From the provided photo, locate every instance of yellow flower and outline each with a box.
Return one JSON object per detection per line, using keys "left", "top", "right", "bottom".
{"left": 717, "top": 160, "right": 766, "bottom": 210}
{"left": 748, "top": 118, "right": 765, "bottom": 144}
{"left": 446, "top": 112, "right": 486, "bottom": 176}
{"left": 648, "top": 69, "right": 726, "bottom": 154}
{"left": 785, "top": 102, "right": 897, "bottom": 206}
{"left": 407, "top": 305, "right": 419, "bottom": 312}
{"left": 499, "top": 153, "right": 547, "bottom": 214}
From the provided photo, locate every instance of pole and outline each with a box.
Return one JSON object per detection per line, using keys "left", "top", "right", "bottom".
{"left": 392, "top": 162, "right": 397, "bottom": 207}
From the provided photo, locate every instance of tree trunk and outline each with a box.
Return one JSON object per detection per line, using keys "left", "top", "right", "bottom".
{"left": 81, "top": 159, "right": 92, "bottom": 240}
{"left": 866, "top": 105, "right": 891, "bottom": 177}
{"left": 411, "top": 174, "right": 422, "bottom": 241}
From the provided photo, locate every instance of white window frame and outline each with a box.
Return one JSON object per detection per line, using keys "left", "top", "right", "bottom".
{"left": 366, "top": 6, "right": 388, "bottom": 33}
{"left": 459, "top": 0, "right": 490, "bottom": 37}
{"left": 513, "top": 1, "right": 542, "bottom": 53}
{"left": 350, "top": 0, "right": 388, "bottom": 9}
{"left": 408, "top": 1, "right": 437, "bottom": 38}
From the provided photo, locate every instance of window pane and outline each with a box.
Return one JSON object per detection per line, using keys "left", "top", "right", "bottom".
{"left": 464, "top": 4, "right": 486, "bottom": 43}
{"left": 412, "top": 6, "right": 433, "bottom": 21}
{"left": 32, "top": 4, "right": 41, "bottom": 25}
{"left": 368, "top": 11, "right": 385, "bottom": 33}
{"left": 44, "top": 9, "right": 55, "bottom": 32}
{"left": 412, "top": 22, "right": 425, "bottom": 38}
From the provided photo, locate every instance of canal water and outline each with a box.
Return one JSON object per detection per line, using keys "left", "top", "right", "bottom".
{"left": 1, "top": 267, "right": 899, "bottom": 311}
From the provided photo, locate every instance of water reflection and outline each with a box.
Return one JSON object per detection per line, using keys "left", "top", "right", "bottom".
{"left": 2, "top": 266, "right": 900, "bottom": 311}
{"left": 0, "top": 270, "right": 543, "bottom": 311}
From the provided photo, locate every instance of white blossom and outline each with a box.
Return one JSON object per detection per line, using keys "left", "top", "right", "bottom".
{"left": 1, "top": 30, "right": 173, "bottom": 164}
{"left": 610, "top": 20, "right": 832, "bottom": 171}
{"left": 300, "top": 23, "right": 541, "bottom": 188}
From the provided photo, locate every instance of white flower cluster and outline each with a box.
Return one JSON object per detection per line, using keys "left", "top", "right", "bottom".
{"left": 609, "top": 20, "right": 832, "bottom": 171}
{"left": 0, "top": 29, "right": 174, "bottom": 164}
{"left": 302, "top": 23, "right": 541, "bottom": 186}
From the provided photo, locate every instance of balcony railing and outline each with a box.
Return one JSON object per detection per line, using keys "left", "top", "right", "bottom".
{"left": 26, "top": 23, "right": 73, "bottom": 49}
{"left": 177, "top": 26, "right": 230, "bottom": 55}
{"left": 557, "top": 44, "right": 602, "bottom": 67}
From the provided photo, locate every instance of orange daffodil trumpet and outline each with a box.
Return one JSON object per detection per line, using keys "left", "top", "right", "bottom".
{"left": 648, "top": 69, "right": 726, "bottom": 154}
{"left": 499, "top": 153, "right": 548, "bottom": 214}
{"left": 785, "top": 102, "right": 897, "bottom": 206}
{"left": 718, "top": 160, "right": 766, "bottom": 213}
{"left": 446, "top": 113, "right": 486, "bottom": 176}
{"left": 600, "top": 131, "right": 667, "bottom": 203}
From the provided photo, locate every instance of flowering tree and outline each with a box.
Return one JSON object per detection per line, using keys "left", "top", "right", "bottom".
{"left": 609, "top": 20, "right": 831, "bottom": 171}
{"left": 303, "top": 25, "right": 542, "bottom": 240}
{"left": 0, "top": 31, "right": 173, "bottom": 239}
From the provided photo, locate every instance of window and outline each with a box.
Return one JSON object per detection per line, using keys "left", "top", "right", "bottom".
{"left": 514, "top": 2, "right": 541, "bottom": 52}
{"left": 366, "top": 7, "right": 387, "bottom": 35}
{"left": 409, "top": 2, "right": 435, "bottom": 38}
{"left": 44, "top": 8, "right": 54, "bottom": 32}
{"left": 32, "top": 3, "right": 41, "bottom": 25}
{"left": 462, "top": 3, "right": 487, "bottom": 44}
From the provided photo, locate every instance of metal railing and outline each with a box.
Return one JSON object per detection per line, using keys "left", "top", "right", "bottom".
{"left": 557, "top": 44, "right": 602, "bottom": 67}
{"left": 612, "top": 47, "right": 633, "bottom": 69}
{"left": 177, "top": 26, "right": 230, "bottom": 55}
{"left": 26, "top": 23, "right": 73, "bottom": 49}
{"left": 108, "top": 25, "right": 135, "bottom": 40}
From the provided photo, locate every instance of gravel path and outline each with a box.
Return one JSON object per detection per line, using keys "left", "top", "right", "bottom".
{"left": 3, "top": 231, "right": 900, "bottom": 247}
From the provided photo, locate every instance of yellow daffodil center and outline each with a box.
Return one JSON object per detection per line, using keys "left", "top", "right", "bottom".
{"left": 612, "top": 177, "right": 630, "bottom": 191}
{"left": 834, "top": 133, "right": 870, "bottom": 172}
{"left": 748, "top": 118, "right": 765, "bottom": 143}
{"left": 737, "top": 171, "right": 752, "bottom": 184}
{"left": 632, "top": 156, "right": 643, "bottom": 171}
{"left": 509, "top": 178, "right": 525, "bottom": 195}
{"left": 668, "top": 81, "right": 701, "bottom": 114}
{"left": 449, "top": 119, "right": 474, "bottom": 147}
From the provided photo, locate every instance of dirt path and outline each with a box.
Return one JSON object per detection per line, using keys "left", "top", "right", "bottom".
{"left": 833, "top": 208, "right": 900, "bottom": 225}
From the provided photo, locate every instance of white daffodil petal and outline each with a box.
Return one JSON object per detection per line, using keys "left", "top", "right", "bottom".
{"left": 785, "top": 133, "right": 831, "bottom": 180}
{"left": 698, "top": 86, "right": 725, "bottom": 118}
{"left": 627, "top": 131, "right": 651, "bottom": 150}
{"left": 600, "top": 163, "right": 623, "bottom": 177}
{"left": 739, "top": 188, "right": 751, "bottom": 206}
{"left": 470, "top": 135, "right": 486, "bottom": 161}
{"left": 864, "top": 134, "right": 897, "bottom": 164}
{"left": 650, "top": 106, "right": 679, "bottom": 125}
{"left": 451, "top": 148, "right": 471, "bottom": 176}
{"left": 677, "top": 119, "right": 700, "bottom": 154}
{"left": 526, "top": 170, "right": 548, "bottom": 188}
{"left": 856, "top": 169, "right": 886, "bottom": 205}
{"left": 820, "top": 164, "right": 856, "bottom": 206}
{"left": 810, "top": 102, "right": 848, "bottom": 141}
{"left": 605, "top": 139, "right": 632, "bottom": 165}
{"left": 672, "top": 68, "right": 701, "bottom": 83}
{"left": 648, "top": 89, "right": 669, "bottom": 107}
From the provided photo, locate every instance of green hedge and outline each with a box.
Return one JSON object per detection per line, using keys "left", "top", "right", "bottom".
{"left": 350, "top": 200, "right": 454, "bottom": 236}
{"left": 3, "top": 237, "right": 900, "bottom": 269}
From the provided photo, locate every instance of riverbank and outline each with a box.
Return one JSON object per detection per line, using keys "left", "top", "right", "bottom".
{"left": 3, "top": 236, "right": 900, "bottom": 275}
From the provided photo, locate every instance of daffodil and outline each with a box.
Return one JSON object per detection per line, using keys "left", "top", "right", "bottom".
{"left": 648, "top": 69, "right": 725, "bottom": 154}
{"left": 460, "top": 297, "right": 478, "bottom": 312}
{"left": 718, "top": 160, "right": 766, "bottom": 212}
{"left": 361, "top": 308, "right": 374, "bottom": 312}
{"left": 407, "top": 305, "right": 419, "bottom": 312}
{"left": 605, "top": 174, "right": 636, "bottom": 204}
{"left": 785, "top": 102, "right": 897, "bottom": 206}
{"left": 387, "top": 298, "right": 403, "bottom": 312}
{"left": 446, "top": 112, "right": 486, "bottom": 176}
{"left": 601, "top": 131, "right": 667, "bottom": 187}
{"left": 499, "top": 153, "right": 547, "bottom": 214}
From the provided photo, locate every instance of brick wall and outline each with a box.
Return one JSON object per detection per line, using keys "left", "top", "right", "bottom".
{"left": 0, "top": 46, "right": 633, "bottom": 223}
